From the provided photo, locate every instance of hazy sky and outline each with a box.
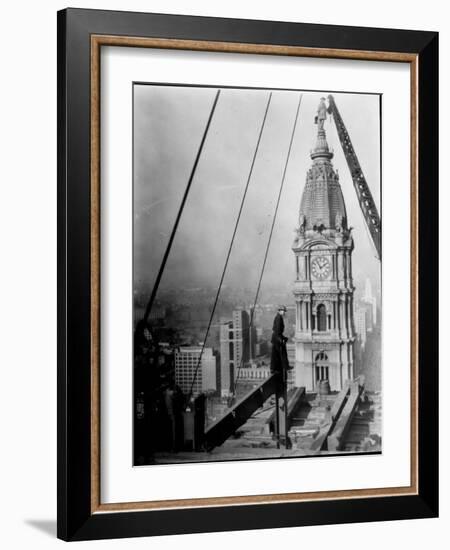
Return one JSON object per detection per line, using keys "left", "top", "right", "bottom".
{"left": 133, "top": 85, "right": 381, "bottom": 303}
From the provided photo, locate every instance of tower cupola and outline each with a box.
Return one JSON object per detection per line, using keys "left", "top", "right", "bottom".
{"left": 297, "top": 98, "right": 348, "bottom": 234}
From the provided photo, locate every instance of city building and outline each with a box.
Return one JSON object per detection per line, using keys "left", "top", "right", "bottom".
{"left": 354, "top": 307, "right": 367, "bottom": 349}
{"left": 236, "top": 361, "right": 271, "bottom": 381}
{"left": 174, "top": 346, "right": 216, "bottom": 396}
{"left": 363, "top": 277, "right": 377, "bottom": 327}
{"left": 291, "top": 98, "right": 356, "bottom": 391}
{"left": 286, "top": 342, "right": 296, "bottom": 389}
{"left": 219, "top": 309, "right": 254, "bottom": 397}
{"left": 219, "top": 321, "right": 233, "bottom": 397}
{"left": 147, "top": 305, "right": 166, "bottom": 323}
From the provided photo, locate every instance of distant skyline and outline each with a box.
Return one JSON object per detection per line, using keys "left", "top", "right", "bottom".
{"left": 134, "top": 86, "right": 381, "bottom": 310}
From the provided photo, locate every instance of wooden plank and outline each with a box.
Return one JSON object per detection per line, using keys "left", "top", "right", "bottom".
{"left": 327, "top": 381, "right": 365, "bottom": 451}
{"left": 310, "top": 385, "right": 351, "bottom": 452}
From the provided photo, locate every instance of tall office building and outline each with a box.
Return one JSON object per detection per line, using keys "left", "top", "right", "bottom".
{"left": 363, "top": 277, "right": 377, "bottom": 327}
{"left": 219, "top": 309, "right": 254, "bottom": 397}
{"left": 219, "top": 321, "right": 233, "bottom": 397}
{"left": 175, "top": 347, "right": 216, "bottom": 397}
{"left": 355, "top": 307, "right": 367, "bottom": 349}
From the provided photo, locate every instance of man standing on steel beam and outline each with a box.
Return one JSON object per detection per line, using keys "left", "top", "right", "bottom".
{"left": 270, "top": 305, "right": 293, "bottom": 449}
{"left": 270, "top": 305, "right": 290, "bottom": 374}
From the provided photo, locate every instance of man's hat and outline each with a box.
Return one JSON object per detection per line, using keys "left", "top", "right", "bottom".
{"left": 278, "top": 305, "right": 287, "bottom": 312}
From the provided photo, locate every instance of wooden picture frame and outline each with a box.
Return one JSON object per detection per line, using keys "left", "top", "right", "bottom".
{"left": 57, "top": 7, "right": 438, "bottom": 541}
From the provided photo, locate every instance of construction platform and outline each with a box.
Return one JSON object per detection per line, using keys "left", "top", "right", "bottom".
{"left": 151, "top": 383, "right": 381, "bottom": 465}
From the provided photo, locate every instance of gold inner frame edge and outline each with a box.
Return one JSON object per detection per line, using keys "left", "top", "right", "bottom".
{"left": 90, "top": 34, "right": 419, "bottom": 514}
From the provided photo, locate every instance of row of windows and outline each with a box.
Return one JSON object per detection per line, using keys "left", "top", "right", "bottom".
{"left": 176, "top": 382, "right": 202, "bottom": 387}
{"left": 298, "top": 302, "right": 349, "bottom": 332}
{"left": 176, "top": 368, "right": 200, "bottom": 374}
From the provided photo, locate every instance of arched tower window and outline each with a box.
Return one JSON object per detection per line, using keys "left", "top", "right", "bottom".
{"left": 317, "top": 304, "right": 327, "bottom": 331}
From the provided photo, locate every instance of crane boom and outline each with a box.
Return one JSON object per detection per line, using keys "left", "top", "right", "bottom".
{"left": 327, "top": 95, "right": 382, "bottom": 260}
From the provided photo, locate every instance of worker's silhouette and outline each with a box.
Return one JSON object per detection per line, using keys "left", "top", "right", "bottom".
{"left": 270, "top": 305, "right": 292, "bottom": 374}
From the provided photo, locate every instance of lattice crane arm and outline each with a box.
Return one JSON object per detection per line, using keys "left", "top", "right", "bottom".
{"left": 327, "top": 95, "right": 382, "bottom": 260}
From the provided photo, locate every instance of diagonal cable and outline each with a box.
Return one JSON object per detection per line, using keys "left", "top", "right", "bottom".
{"left": 233, "top": 93, "right": 304, "bottom": 391}
{"left": 187, "top": 92, "right": 273, "bottom": 401}
{"left": 142, "top": 89, "right": 221, "bottom": 324}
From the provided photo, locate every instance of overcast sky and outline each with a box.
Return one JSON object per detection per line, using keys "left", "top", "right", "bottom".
{"left": 133, "top": 85, "right": 381, "bottom": 302}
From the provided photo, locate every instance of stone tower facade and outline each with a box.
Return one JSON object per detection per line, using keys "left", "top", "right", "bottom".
{"left": 292, "top": 98, "right": 355, "bottom": 392}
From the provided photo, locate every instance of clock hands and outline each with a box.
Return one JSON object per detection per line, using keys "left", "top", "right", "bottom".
{"left": 312, "top": 257, "right": 329, "bottom": 279}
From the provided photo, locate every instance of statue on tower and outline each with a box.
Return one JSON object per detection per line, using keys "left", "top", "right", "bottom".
{"left": 298, "top": 213, "right": 306, "bottom": 235}
{"left": 314, "top": 97, "right": 328, "bottom": 131}
{"left": 335, "top": 211, "right": 346, "bottom": 233}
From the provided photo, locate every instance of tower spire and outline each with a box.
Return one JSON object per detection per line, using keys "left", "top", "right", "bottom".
{"left": 311, "top": 97, "right": 333, "bottom": 160}
{"left": 297, "top": 97, "right": 346, "bottom": 232}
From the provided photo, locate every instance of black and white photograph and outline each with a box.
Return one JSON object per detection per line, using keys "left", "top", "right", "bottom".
{"left": 133, "top": 85, "right": 382, "bottom": 466}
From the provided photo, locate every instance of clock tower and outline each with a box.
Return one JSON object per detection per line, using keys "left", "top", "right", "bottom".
{"left": 292, "top": 98, "right": 355, "bottom": 392}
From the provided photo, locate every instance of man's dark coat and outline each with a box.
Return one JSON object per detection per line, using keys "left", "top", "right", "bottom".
{"left": 270, "top": 312, "right": 289, "bottom": 373}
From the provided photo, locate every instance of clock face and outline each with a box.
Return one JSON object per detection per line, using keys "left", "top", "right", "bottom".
{"left": 311, "top": 257, "right": 331, "bottom": 280}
